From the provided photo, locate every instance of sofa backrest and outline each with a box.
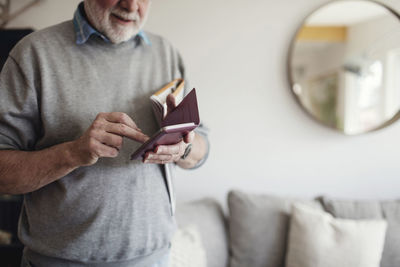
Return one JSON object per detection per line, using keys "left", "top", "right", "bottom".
{"left": 227, "top": 190, "right": 322, "bottom": 267}
{"left": 321, "top": 197, "right": 400, "bottom": 267}
{"left": 176, "top": 198, "right": 229, "bottom": 267}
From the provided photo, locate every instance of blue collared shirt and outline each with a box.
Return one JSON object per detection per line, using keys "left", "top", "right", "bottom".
{"left": 73, "top": 2, "right": 150, "bottom": 45}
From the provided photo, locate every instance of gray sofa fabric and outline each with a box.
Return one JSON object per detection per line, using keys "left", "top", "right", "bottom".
{"left": 227, "top": 190, "right": 322, "bottom": 267}
{"left": 175, "top": 193, "right": 400, "bottom": 267}
{"left": 175, "top": 198, "right": 229, "bottom": 267}
{"left": 320, "top": 198, "right": 382, "bottom": 219}
{"left": 321, "top": 197, "right": 400, "bottom": 267}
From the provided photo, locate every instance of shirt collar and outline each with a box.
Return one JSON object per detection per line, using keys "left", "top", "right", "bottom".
{"left": 73, "top": 2, "right": 151, "bottom": 46}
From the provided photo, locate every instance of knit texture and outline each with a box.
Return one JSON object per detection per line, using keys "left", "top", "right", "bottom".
{"left": 0, "top": 20, "right": 187, "bottom": 264}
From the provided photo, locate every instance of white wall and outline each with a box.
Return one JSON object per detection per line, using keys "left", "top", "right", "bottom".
{"left": 5, "top": 0, "right": 400, "bottom": 205}
{"left": 6, "top": 0, "right": 82, "bottom": 29}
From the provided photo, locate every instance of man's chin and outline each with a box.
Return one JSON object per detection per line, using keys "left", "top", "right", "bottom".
{"left": 109, "top": 36, "right": 132, "bottom": 44}
{"left": 107, "top": 30, "right": 140, "bottom": 44}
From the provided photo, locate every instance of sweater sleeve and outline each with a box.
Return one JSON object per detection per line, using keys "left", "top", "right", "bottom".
{"left": 172, "top": 48, "right": 210, "bottom": 169}
{"left": 0, "top": 55, "right": 41, "bottom": 151}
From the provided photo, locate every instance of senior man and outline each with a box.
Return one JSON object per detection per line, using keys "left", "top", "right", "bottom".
{"left": 0, "top": 0, "right": 209, "bottom": 266}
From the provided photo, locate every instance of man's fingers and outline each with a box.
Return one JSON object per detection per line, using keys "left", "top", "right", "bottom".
{"left": 100, "top": 112, "right": 142, "bottom": 132}
{"left": 143, "top": 152, "right": 177, "bottom": 164}
{"left": 89, "top": 138, "right": 119, "bottom": 158}
{"left": 105, "top": 122, "right": 149, "bottom": 143}
{"left": 100, "top": 112, "right": 149, "bottom": 143}
{"left": 155, "top": 141, "right": 185, "bottom": 155}
{"left": 184, "top": 131, "right": 195, "bottom": 143}
{"left": 78, "top": 112, "right": 147, "bottom": 165}
{"left": 91, "top": 130, "right": 123, "bottom": 150}
{"left": 143, "top": 141, "right": 187, "bottom": 163}
{"left": 166, "top": 94, "right": 176, "bottom": 114}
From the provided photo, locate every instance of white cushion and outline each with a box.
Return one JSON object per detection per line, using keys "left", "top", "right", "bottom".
{"left": 285, "top": 204, "right": 387, "bottom": 267}
{"left": 169, "top": 225, "right": 207, "bottom": 267}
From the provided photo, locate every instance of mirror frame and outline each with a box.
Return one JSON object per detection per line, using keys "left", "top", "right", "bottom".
{"left": 287, "top": 0, "right": 400, "bottom": 134}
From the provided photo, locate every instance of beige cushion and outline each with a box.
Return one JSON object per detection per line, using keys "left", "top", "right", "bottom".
{"left": 321, "top": 197, "right": 400, "bottom": 267}
{"left": 285, "top": 204, "right": 387, "bottom": 267}
{"left": 169, "top": 225, "right": 207, "bottom": 267}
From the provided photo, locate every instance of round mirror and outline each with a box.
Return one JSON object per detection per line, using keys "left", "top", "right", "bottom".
{"left": 289, "top": 0, "right": 400, "bottom": 135}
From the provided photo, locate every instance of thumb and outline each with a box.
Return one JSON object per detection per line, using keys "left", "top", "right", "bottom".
{"left": 167, "top": 94, "right": 176, "bottom": 114}
{"left": 184, "top": 131, "right": 195, "bottom": 143}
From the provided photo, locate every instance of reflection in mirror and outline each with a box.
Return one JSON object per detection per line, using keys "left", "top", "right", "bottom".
{"left": 289, "top": 0, "right": 400, "bottom": 134}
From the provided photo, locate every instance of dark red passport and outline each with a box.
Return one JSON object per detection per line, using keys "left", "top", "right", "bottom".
{"left": 162, "top": 89, "right": 200, "bottom": 127}
{"left": 130, "top": 89, "right": 200, "bottom": 160}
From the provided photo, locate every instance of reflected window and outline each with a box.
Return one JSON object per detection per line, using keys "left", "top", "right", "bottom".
{"left": 289, "top": 0, "right": 400, "bottom": 134}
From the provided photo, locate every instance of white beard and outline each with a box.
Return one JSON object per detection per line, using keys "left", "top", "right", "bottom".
{"left": 84, "top": 0, "right": 149, "bottom": 44}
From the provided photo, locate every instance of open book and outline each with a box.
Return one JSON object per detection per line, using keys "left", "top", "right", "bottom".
{"left": 130, "top": 79, "right": 200, "bottom": 160}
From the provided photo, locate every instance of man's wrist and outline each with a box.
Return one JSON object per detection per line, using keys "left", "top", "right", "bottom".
{"left": 63, "top": 141, "right": 84, "bottom": 169}
{"left": 176, "top": 142, "right": 197, "bottom": 169}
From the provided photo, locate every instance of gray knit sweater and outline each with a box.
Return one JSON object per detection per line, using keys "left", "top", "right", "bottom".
{"left": 0, "top": 20, "right": 189, "bottom": 266}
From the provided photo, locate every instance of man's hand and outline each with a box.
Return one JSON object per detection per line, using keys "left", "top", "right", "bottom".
{"left": 70, "top": 112, "right": 149, "bottom": 166}
{"left": 0, "top": 112, "right": 149, "bottom": 194}
{"left": 143, "top": 132, "right": 195, "bottom": 164}
{"left": 143, "top": 94, "right": 195, "bottom": 164}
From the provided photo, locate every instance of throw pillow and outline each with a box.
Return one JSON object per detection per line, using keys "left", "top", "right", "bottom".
{"left": 175, "top": 198, "right": 229, "bottom": 267}
{"left": 228, "top": 190, "right": 322, "bottom": 267}
{"left": 321, "top": 197, "right": 400, "bottom": 267}
{"left": 169, "top": 225, "right": 207, "bottom": 267}
{"left": 380, "top": 201, "right": 400, "bottom": 267}
{"left": 285, "top": 204, "right": 388, "bottom": 267}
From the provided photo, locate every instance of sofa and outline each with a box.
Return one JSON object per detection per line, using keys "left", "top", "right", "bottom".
{"left": 172, "top": 190, "right": 400, "bottom": 267}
